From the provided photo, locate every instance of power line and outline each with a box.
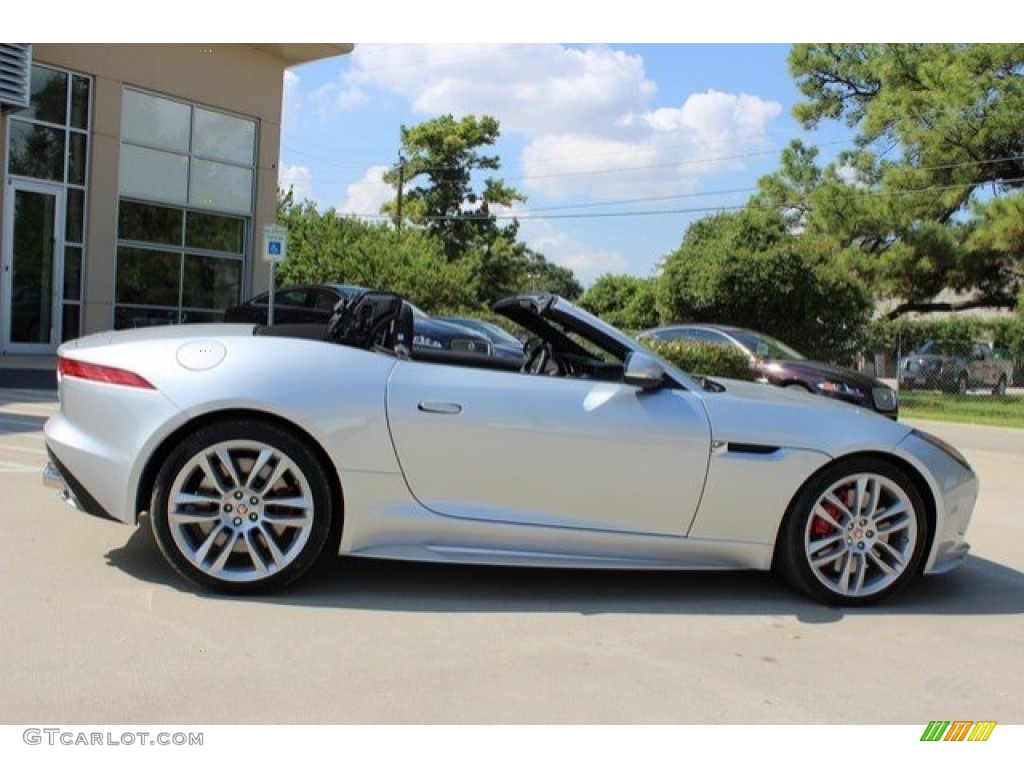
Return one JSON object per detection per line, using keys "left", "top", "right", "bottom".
{"left": 330, "top": 174, "right": 1024, "bottom": 222}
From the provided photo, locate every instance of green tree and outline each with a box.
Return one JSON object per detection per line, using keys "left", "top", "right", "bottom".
{"left": 658, "top": 208, "right": 871, "bottom": 362}
{"left": 276, "top": 190, "right": 476, "bottom": 311}
{"left": 382, "top": 114, "right": 526, "bottom": 261}
{"left": 788, "top": 44, "right": 1024, "bottom": 311}
{"left": 580, "top": 274, "right": 659, "bottom": 331}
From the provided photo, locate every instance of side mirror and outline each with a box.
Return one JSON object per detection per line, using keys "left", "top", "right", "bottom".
{"left": 623, "top": 351, "right": 666, "bottom": 391}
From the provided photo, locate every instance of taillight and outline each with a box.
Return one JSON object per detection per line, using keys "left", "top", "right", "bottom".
{"left": 58, "top": 358, "right": 156, "bottom": 390}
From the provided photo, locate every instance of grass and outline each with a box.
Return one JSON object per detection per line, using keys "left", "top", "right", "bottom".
{"left": 898, "top": 391, "right": 1024, "bottom": 428}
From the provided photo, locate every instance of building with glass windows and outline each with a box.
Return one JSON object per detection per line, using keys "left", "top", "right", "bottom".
{"left": 0, "top": 43, "right": 351, "bottom": 362}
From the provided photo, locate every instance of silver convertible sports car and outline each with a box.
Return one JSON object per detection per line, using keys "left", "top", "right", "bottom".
{"left": 43, "top": 293, "right": 979, "bottom": 606}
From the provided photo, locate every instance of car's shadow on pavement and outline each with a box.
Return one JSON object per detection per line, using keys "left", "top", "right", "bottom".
{"left": 106, "top": 519, "right": 1024, "bottom": 625}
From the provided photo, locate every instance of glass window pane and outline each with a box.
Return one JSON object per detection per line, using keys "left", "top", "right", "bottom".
{"left": 71, "top": 75, "right": 91, "bottom": 129}
{"left": 11, "top": 189, "right": 57, "bottom": 343}
{"left": 69, "top": 132, "right": 88, "bottom": 185}
{"left": 7, "top": 120, "right": 65, "bottom": 181}
{"left": 28, "top": 65, "right": 67, "bottom": 125}
{"left": 182, "top": 255, "right": 241, "bottom": 309}
{"left": 61, "top": 303, "right": 81, "bottom": 342}
{"left": 114, "top": 305, "right": 179, "bottom": 330}
{"left": 118, "top": 200, "right": 183, "bottom": 246}
{"left": 121, "top": 89, "right": 190, "bottom": 152}
{"left": 64, "top": 245, "right": 82, "bottom": 301}
{"left": 276, "top": 289, "right": 309, "bottom": 307}
{"left": 66, "top": 189, "right": 85, "bottom": 244}
{"left": 116, "top": 247, "right": 181, "bottom": 306}
{"left": 193, "top": 108, "right": 256, "bottom": 165}
{"left": 186, "top": 211, "right": 245, "bottom": 254}
{"left": 119, "top": 145, "right": 188, "bottom": 205}
{"left": 189, "top": 159, "right": 252, "bottom": 214}
{"left": 182, "top": 309, "right": 225, "bottom": 324}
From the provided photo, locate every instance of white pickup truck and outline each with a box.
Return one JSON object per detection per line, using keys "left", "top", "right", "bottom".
{"left": 898, "top": 340, "right": 1013, "bottom": 395}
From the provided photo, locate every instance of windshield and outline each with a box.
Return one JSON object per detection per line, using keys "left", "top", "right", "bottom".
{"left": 916, "top": 340, "right": 969, "bottom": 356}
{"left": 443, "top": 318, "right": 521, "bottom": 346}
{"left": 727, "top": 329, "right": 805, "bottom": 361}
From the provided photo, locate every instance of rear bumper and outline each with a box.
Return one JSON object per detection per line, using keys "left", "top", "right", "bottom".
{"left": 42, "top": 451, "right": 121, "bottom": 523}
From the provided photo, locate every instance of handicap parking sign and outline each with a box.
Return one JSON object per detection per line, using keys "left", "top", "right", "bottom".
{"left": 262, "top": 225, "right": 287, "bottom": 263}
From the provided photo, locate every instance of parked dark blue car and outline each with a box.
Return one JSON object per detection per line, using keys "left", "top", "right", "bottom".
{"left": 224, "top": 284, "right": 493, "bottom": 355}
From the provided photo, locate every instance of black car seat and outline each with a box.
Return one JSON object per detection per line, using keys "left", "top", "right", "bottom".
{"left": 390, "top": 301, "right": 415, "bottom": 359}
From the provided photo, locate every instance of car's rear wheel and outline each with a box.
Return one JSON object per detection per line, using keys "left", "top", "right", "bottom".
{"left": 776, "top": 457, "right": 928, "bottom": 606}
{"left": 151, "top": 420, "right": 334, "bottom": 594}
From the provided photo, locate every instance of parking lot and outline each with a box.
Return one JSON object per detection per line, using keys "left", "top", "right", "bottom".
{"left": 1, "top": 387, "right": 1022, "bottom": 725}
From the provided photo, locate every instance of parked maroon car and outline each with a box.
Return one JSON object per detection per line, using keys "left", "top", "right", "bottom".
{"left": 639, "top": 323, "right": 899, "bottom": 419}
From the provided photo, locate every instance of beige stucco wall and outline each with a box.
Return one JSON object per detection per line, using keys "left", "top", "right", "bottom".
{"left": 27, "top": 44, "right": 297, "bottom": 336}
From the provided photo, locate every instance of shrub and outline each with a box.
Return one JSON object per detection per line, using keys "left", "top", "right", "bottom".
{"left": 641, "top": 338, "right": 754, "bottom": 381}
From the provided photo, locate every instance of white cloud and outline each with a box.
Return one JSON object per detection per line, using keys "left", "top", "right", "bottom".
{"left": 279, "top": 164, "right": 314, "bottom": 202}
{"left": 524, "top": 90, "right": 782, "bottom": 200}
{"left": 311, "top": 82, "right": 367, "bottom": 114}
{"left": 335, "top": 46, "right": 781, "bottom": 202}
{"left": 518, "top": 216, "right": 628, "bottom": 287}
{"left": 339, "top": 165, "right": 392, "bottom": 216}
{"left": 343, "top": 44, "right": 655, "bottom": 136}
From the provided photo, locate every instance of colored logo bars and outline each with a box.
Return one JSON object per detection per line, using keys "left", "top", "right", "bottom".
{"left": 921, "top": 721, "right": 997, "bottom": 742}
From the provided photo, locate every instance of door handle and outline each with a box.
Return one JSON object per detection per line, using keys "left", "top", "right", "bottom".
{"left": 417, "top": 401, "right": 462, "bottom": 415}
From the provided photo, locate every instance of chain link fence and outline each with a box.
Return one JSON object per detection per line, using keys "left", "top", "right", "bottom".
{"left": 860, "top": 338, "right": 1022, "bottom": 396}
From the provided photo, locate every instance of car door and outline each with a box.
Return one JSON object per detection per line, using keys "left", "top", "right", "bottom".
{"left": 385, "top": 360, "right": 712, "bottom": 536}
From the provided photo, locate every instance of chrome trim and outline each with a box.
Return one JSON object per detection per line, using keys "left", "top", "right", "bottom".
{"left": 42, "top": 462, "right": 80, "bottom": 510}
{"left": 43, "top": 461, "right": 64, "bottom": 491}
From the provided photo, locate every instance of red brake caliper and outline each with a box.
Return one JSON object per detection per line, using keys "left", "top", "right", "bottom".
{"left": 811, "top": 486, "right": 851, "bottom": 538}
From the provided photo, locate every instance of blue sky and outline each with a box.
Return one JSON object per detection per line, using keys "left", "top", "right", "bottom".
{"left": 279, "top": 44, "right": 862, "bottom": 285}
{"left": 20, "top": 3, "right": 971, "bottom": 287}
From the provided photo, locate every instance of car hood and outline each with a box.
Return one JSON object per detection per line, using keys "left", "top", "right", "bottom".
{"left": 763, "top": 358, "right": 887, "bottom": 389}
{"left": 696, "top": 377, "right": 911, "bottom": 456}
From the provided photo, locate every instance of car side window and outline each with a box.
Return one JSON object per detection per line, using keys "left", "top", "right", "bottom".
{"left": 688, "top": 329, "right": 728, "bottom": 346}
{"left": 312, "top": 291, "right": 340, "bottom": 312}
{"left": 276, "top": 290, "right": 309, "bottom": 308}
{"left": 653, "top": 328, "right": 688, "bottom": 342}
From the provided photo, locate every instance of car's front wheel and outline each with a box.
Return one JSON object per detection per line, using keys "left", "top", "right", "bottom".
{"left": 151, "top": 420, "right": 335, "bottom": 594}
{"left": 776, "top": 458, "right": 928, "bottom": 606}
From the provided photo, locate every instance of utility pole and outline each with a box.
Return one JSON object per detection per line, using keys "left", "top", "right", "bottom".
{"left": 396, "top": 153, "right": 404, "bottom": 232}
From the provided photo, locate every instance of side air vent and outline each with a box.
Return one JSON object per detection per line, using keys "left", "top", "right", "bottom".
{"left": 0, "top": 44, "right": 32, "bottom": 114}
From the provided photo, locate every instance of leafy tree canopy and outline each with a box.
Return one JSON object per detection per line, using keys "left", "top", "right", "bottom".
{"left": 579, "top": 274, "right": 659, "bottom": 332}
{"left": 786, "top": 44, "right": 1024, "bottom": 310}
{"left": 382, "top": 114, "right": 526, "bottom": 261}
{"left": 658, "top": 207, "right": 872, "bottom": 362}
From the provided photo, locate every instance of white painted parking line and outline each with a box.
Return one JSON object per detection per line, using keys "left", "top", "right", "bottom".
{"left": 0, "top": 459, "right": 40, "bottom": 473}
{"left": 0, "top": 442, "right": 47, "bottom": 456}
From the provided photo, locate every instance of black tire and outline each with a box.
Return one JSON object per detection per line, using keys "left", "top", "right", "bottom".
{"left": 151, "top": 419, "right": 335, "bottom": 594}
{"left": 992, "top": 375, "right": 1007, "bottom": 396}
{"left": 775, "top": 457, "right": 929, "bottom": 606}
